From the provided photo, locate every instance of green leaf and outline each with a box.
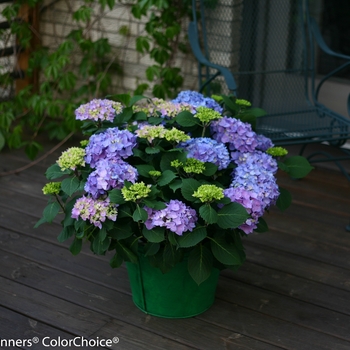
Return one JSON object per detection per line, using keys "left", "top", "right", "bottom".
{"left": 167, "top": 232, "right": 178, "bottom": 247}
{"left": 188, "top": 245, "right": 213, "bottom": 285}
{"left": 114, "top": 106, "right": 133, "bottom": 124}
{"left": 135, "top": 164, "right": 155, "bottom": 178}
{"left": 115, "top": 240, "right": 138, "bottom": 263}
{"left": 136, "top": 36, "right": 150, "bottom": 53}
{"left": 175, "top": 111, "right": 198, "bottom": 127}
{"left": 143, "top": 242, "right": 160, "bottom": 256}
{"left": 199, "top": 204, "right": 218, "bottom": 224}
{"left": 222, "top": 95, "right": 239, "bottom": 113}
{"left": 158, "top": 170, "right": 177, "bottom": 186}
{"left": 176, "top": 226, "right": 207, "bottom": 248}
{"left": 210, "top": 234, "right": 243, "bottom": 266}
{"left": 181, "top": 178, "right": 201, "bottom": 201}
{"left": 217, "top": 202, "right": 249, "bottom": 229}
{"left": 133, "top": 206, "right": 148, "bottom": 222}
{"left": 203, "top": 162, "right": 218, "bottom": 176}
{"left": 142, "top": 226, "right": 165, "bottom": 243}
{"left": 45, "top": 163, "right": 70, "bottom": 180}
{"left": 255, "top": 217, "right": 269, "bottom": 233}
{"left": 43, "top": 202, "right": 61, "bottom": 223}
{"left": 282, "top": 156, "right": 314, "bottom": 178}
{"left": 109, "top": 222, "right": 134, "bottom": 239}
{"left": 130, "top": 95, "right": 147, "bottom": 106}
{"left": 34, "top": 216, "right": 47, "bottom": 228}
{"left": 169, "top": 179, "right": 182, "bottom": 192}
{"left": 160, "top": 150, "right": 187, "bottom": 171}
{"left": 92, "top": 229, "right": 110, "bottom": 255}
{"left": 57, "top": 225, "right": 75, "bottom": 242}
{"left": 247, "top": 107, "right": 267, "bottom": 117}
{"left": 110, "top": 251, "right": 123, "bottom": 268}
{"left": 69, "top": 237, "right": 82, "bottom": 256}
{"left": 109, "top": 93, "right": 130, "bottom": 105}
{"left": 109, "top": 189, "right": 126, "bottom": 204}
{"left": 61, "top": 177, "right": 80, "bottom": 196}
{"left": 145, "top": 146, "right": 161, "bottom": 154}
{"left": 0, "top": 131, "right": 5, "bottom": 151}
{"left": 276, "top": 187, "right": 292, "bottom": 212}
{"left": 142, "top": 200, "right": 166, "bottom": 210}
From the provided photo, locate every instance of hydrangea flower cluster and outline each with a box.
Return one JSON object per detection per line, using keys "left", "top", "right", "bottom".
{"left": 72, "top": 197, "right": 118, "bottom": 229}
{"left": 133, "top": 97, "right": 195, "bottom": 118}
{"left": 224, "top": 151, "right": 280, "bottom": 233}
{"left": 211, "top": 117, "right": 258, "bottom": 153}
{"left": 42, "top": 182, "right": 61, "bottom": 195}
{"left": 145, "top": 200, "right": 197, "bottom": 236}
{"left": 121, "top": 182, "right": 152, "bottom": 202}
{"left": 84, "top": 159, "right": 138, "bottom": 198}
{"left": 75, "top": 99, "right": 123, "bottom": 122}
{"left": 57, "top": 147, "right": 86, "bottom": 171}
{"left": 136, "top": 124, "right": 190, "bottom": 143}
{"left": 193, "top": 184, "right": 224, "bottom": 202}
{"left": 179, "top": 137, "right": 230, "bottom": 170}
{"left": 85, "top": 127, "right": 137, "bottom": 168}
{"left": 172, "top": 90, "right": 223, "bottom": 114}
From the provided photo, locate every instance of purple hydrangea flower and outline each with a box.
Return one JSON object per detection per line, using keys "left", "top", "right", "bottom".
{"left": 85, "top": 127, "right": 137, "bottom": 168}
{"left": 179, "top": 137, "right": 230, "bottom": 170}
{"left": 71, "top": 196, "right": 118, "bottom": 229}
{"left": 84, "top": 159, "right": 138, "bottom": 198}
{"left": 224, "top": 151, "right": 279, "bottom": 234}
{"left": 172, "top": 90, "right": 223, "bottom": 114}
{"left": 145, "top": 200, "right": 197, "bottom": 235}
{"left": 256, "top": 134, "right": 274, "bottom": 151}
{"left": 75, "top": 99, "right": 123, "bottom": 122}
{"left": 211, "top": 117, "right": 258, "bottom": 153}
{"left": 224, "top": 187, "right": 264, "bottom": 234}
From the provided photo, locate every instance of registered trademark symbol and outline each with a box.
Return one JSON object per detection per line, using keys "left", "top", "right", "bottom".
{"left": 113, "top": 336, "right": 119, "bottom": 344}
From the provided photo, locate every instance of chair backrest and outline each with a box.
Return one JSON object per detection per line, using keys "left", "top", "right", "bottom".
{"left": 192, "top": 0, "right": 315, "bottom": 113}
{"left": 190, "top": 0, "right": 350, "bottom": 146}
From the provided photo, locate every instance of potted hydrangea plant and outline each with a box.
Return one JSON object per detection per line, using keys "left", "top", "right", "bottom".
{"left": 36, "top": 91, "right": 312, "bottom": 318}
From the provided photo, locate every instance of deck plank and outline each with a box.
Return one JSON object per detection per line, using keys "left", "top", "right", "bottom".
{"left": 1, "top": 143, "right": 350, "bottom": 349}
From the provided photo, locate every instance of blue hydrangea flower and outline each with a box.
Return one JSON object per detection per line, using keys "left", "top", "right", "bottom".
{"left": 85, "top": 127, "right": 137, "bottom": 168}
{"left": 172, "top": 90, "right": 223, "bottom": 114}
{"left": 179, "top": 137, "right": 230, "bottom": 170}
{"left": 211, "top": 117, "right": 258, "bottom": 153}
{"left": 75, "top": 99, "right": 123, "bottom": 122}
{"left": 144, "top": 200, "right": 197, "bottom": 235}
{"left": 84, "top": 159, "right": 138, "bottom": 198}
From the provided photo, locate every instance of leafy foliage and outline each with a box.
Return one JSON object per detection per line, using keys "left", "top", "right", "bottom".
{"left": 1, "top": 0, "right": 192, "bottom": 158}
{"left": 36, "top": 92, "right": 313, "bottom": 285}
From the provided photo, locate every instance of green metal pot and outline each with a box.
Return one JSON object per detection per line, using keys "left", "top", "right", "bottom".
{"left": 126, "top": 254, "right": 220, "bottom": 318}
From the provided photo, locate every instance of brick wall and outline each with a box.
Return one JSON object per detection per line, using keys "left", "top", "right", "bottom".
{"left": 39, "top": 0, "right": 198, "bottom": 97}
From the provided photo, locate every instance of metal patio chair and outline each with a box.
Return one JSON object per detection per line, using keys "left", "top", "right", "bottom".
{"left": 188, "top": 0, "right": 350, "bottom": 155}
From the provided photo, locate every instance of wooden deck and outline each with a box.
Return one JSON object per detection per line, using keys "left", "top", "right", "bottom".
{"left": 0, "top": 141, "right": 350, "bottom": 350}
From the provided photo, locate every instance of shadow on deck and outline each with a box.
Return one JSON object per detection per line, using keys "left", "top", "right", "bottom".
{"left": 0, "top": 141, "right": 349, "bottom": 350}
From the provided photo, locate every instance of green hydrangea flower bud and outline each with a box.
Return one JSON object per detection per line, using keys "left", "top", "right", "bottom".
{"left": 192, "top": 184, "right": 224, "bottom": 202}
{"left": 170, "top": 160, "right": 184, "bottom": 168}
{"left": 196, "top": 107, "right": 222, "bottom": 123}
{"left": 266, "top": 147, "right": 288, "bottom": 157}
{"left": 121, "top": 182, "right": 152, "bottom": 201}
{"left": 183, "top": 158, "right": 206, "bottom": 174}
{"left": 149, "top": 170, "right": 162, "bottom": 177}
{"left": 164, "top": 128, "right": 191, "bottom": 143}
{"left": 42, "top": 182, "right": 61, "bottom": 195}
{"left": 236, "top": 99, "right": 251, "bottom": 107}
{"left": 80, "top": 140, "right": 89, "bottom": 147}
{"left": 57, "top": 147, "right": 86, "bottom": 171}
